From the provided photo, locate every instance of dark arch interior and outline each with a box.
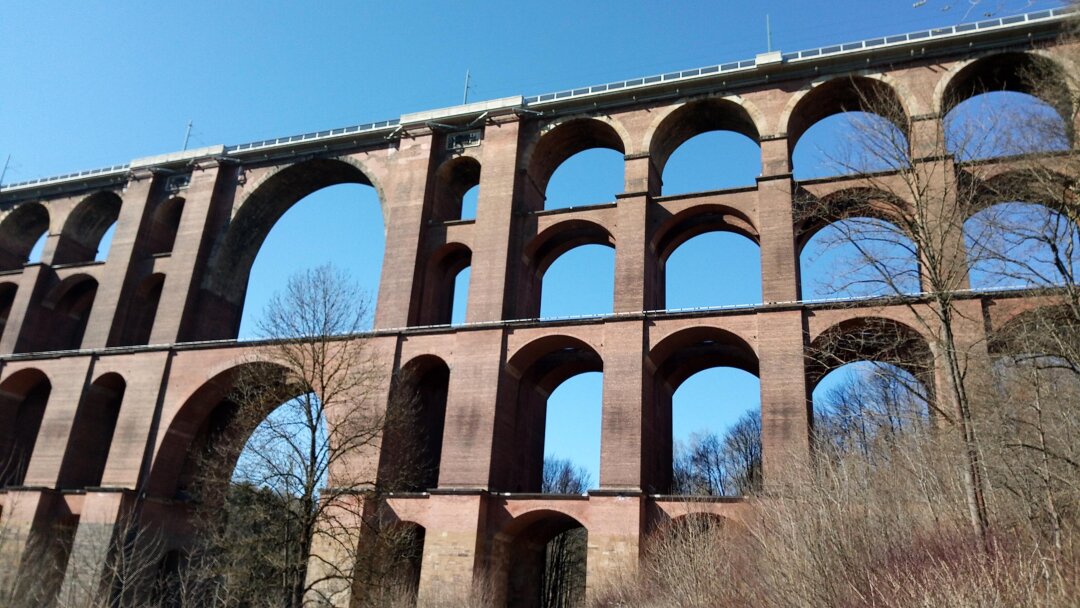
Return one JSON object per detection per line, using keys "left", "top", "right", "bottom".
{"left": 499, "top": 511, "right": 587, "bottom": 608}
{"left": 0, "top": 203, "right": 50, "bottom": 271}
{"left": 53, "top": 192, "right": 122, "bottom": 265}
{"left": 942, "top": 53, "right": 1073, "bottom": 126}
{"left": 418, "top": 245, "right": 472, "bottom": 326}
{"left": 807, "top": 318, "right": 934, "bottom": 396}
{"left": 147, "top": 196, "right": 186, "bottom": 255}
{"left": 113, "top": 273, "right": 166, "bottom": 347}
{"left": 381, "top": 356, "right": 450, "bottom": 491}
{"left": 29, "top": 275, "right": 99, "bottom": 352}
{"left": 58, "top": 373, "right": 125, "bottom": 489}
{"left": 0, "top": 370, "right": 51, "bottom": 487}
{"left": 0, "top": 282, "right": 18, "bottom": 342}
{"left": 431, "top": 156, "right": 481, "bottom": 222}
{"left": 497, "top": 338, "right": 603, "bottom": 492}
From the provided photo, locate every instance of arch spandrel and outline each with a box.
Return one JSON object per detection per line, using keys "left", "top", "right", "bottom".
{"left": 805, "top": 313, "right": 935, "bottom": 390}
{"left": 523, "top": 218, "right": 615, "bottom": 278}
{"left": 794, "top": 185, "right": 914, "bottom": 255}
{"left": 522, "top": 117, "right": 631, "bottom": 205}
{"left": 651, "top": 202, "right": 760, "bottom": 262}
{"left": 933, "top": 50, "right": 1077, "bottom": 123}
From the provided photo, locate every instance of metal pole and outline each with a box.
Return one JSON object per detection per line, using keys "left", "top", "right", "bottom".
{"left": 182, "top": 120, "right": 193, "bottom": 151}
{"left": 0, "top": 155, "right": 9, "bottom": 188}
{"left": 766, "top": 15, "right": 773, "bottom": 52}
{"left": 463, "top": 69, "right": 471, "bottom": 105}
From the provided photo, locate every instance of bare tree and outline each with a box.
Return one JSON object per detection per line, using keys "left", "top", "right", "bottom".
{"left": 671, "top": 411, "right": 761, "bottom": 497}
{"left": 539, "top": 458, "right": 588, "bottom": 608}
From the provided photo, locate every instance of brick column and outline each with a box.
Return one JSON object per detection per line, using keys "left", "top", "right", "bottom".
{"left": 21, "top": 357, "right": 94, "bottom": 487}
{"left": 757, "top": 138, "right": 799, "bottom": 303}
{"left": 612, "top": 154, "right": 660, "bottom": 313}
{"left": 465, "top": 118, "right": 523, "bottom": 323}
{"left": 416, "top": 493, "right": 488, "bottom": 603}
{"left": 56, "top": 490, "right": 135, "bottom": 607}
{"left": 757, "top": 309, "right": 810, "bottom": 486}
{"left": 599, "top": 321, "right": 647, "bottom": 491}
{"left": 97, "top": 351, "right": 173, "bottom": 488}
{"left": 151, "top": 162, "right": 233, "bottom": 344}
{"left": 81, "top": 173, "right": 155, "bottom": 349}
{"left": 584, "top": 495, "right": 642, "bottom": 604}
{"left": 374, "top": 134, "right": 438, "bottom": 330}
{"left": 438, "top": 329, "right": 505, "bottom": 489}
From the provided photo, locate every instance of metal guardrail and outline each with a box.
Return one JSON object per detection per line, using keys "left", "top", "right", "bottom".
{"left": 1, "top": 7, "right": 1073, "bottom": 194}
{"left": 523, "top": 7, "right": 1072, "bottom": 105}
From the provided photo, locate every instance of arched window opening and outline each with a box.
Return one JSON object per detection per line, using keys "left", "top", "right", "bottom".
{"left": 53, "top": 191, "right": 122, "bottom": 265}
{"left": 431, "top": 157, "right": 481, "bottom": 222}
{"left": 545, "top": 149, "right": 624, "bottom": 211}
{"left": 540, "top": 245, "right": 614, "bottom": 319}
{"left": 113, "top": 273, "right": 165, "bottom": 347}
{"left": 58, "top": 373, "right": 124, "bottom": 489}
{"left": 419, "top": 245, "right": 471, "bottom": 326}
{"left": 0, "top": 203, "right": 49, "bottom": 270}
{"left": 543, "top": 371, "right": 601, "bottom": 493}
{"left": 649, "top": 327, "right": 759, "bottom": 494}
{"left": 792, "top": 112, "right": 909, "bottom": 180}
{"left": 239, "top": 182, "right": 384, "bottom": 339}
{"left": 0, "top": 282, "right": 17, "bottom": 341}
{"left": 964, "top": 202, "right": 1080, "bottom": 290}
{"left": 662, "top": 131, "right": 761, "bottom": 194}
{"left": 671, "top": 367, "right": 761, "bottom": 497}
{"left": 37, "top": 276, "right": 98, "bottom": 352}
{"left": 382, "top": 357, "right": 450, "bottom": 491}
{"left": 799, "top": 217, "right": 920, "bottom": 300}
{"left": 812, "top": 361, "right": 930, "bottom": 454}
{"left": 946, "top": 92, "right": 1069, "bottom": 161}
{"left": 147, "top": 196, "right": 185, "bottom": 255}
{"left": 497, "top": 512, "right": 587, "bottom": 608}
{"left": 0, "top": 370, "right": 51, "bottom": 487}
{"left": 499, "top": 337, "right": 602, "bottom": 493}
{"left": 665, "top": 232, "right": 761, "bottom": 309}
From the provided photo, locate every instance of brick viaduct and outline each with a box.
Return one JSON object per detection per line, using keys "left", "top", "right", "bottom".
{"left": 0, "top": 9, "right": 1076, "bottom": 606}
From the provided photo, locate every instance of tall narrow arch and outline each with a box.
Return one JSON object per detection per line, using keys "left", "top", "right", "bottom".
{"left": 113, "top": 273, "right": 166, "bottom": 347}
{"left": 431, "top": 156, "right": 481, "bottom": 222}
{"left": 146, "top": 195, "right": 185, "bottom": 255}
{"left": 417, "top": 244, "right": 472, "bottom": 326}
{"left": 380, "top": 355, "right": 451, "bottom": 491}
{"left": 58, "top": 372, "right": 125, "bottom": 489}
{"left": 31, "top": 274, "right": 99, "bottom": 352}
{"left": 492, "top": 510, "right": 588, "bottom": 608}
{"left": 496, "top": 336, "right": 604, "bottom": 492}
{"left": 0, "top": 282, "right": 18, "bottom": 342}
{"left": 521, "top": 219, "right": 615, "bottom": 319}
{"left": 0, "top": 369, "right": 52, "bottom": 487}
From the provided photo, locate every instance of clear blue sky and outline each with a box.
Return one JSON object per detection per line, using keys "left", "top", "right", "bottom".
{"left": 1, "top": 0, "right": 1066, "bottom": 489}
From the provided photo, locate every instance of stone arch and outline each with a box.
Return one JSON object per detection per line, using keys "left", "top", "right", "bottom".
{"left": 146, "top": 360, "right": 299, "bottom": 500}
{"left": 496, "top": 335, "right": 604, "bottom": 492}
{"left": 53, "top": 191, "right": 122, "bottom": 265}
{"left": 431, "top": 156, "right": 481, "bottom": 222}
{"left": 195, "top": 157, "right": 382, "bottom": 340}
{"left": 381, "top": 355, "right": 451, "bottom": 490}
{"left": 936, "top": 51, "right": 1075, "bottom": 137}
{"left": 114, "top": 272, "right": 166, "bottom": 347}
{"left": 57, "top": 372, "right": 125, "bottom": 489}
{"left": 971, "top": 168, "right": 1074, "bottom": 218}
{"left": 647, "top": 96, "right": 764, "bottom": 181}
{"left": 492, "top": 509, "right": 588, "bottom": 608}
{"left": 782, "top": 74, "right": 912, "bottom": 157}
{"left": 524, "top": 117, "right": 628, "bottom": 211}
{"left": 795, "top": 186, "right": 912, "bottom": 256}
{"left": 0, "top": 368, "right": 51, "bottom": 487}
{"left": 519, "top": 219, "right": 615, "bottom": 319}
{"left": 146, "top": 195, "right": 185, "bottom": 255}
{"left": 807, "top": 316, "right": 934, "bottom": 394}
{"left": 35, "top": 274, "right": 98, "bottom": 352}
{"left": 0, "top": 202, "right": 50, "bottom": 271}
{"left": 417, "top": 243, "right": 472, "bottom": 326}
{"left": 647, "top": 326, "right": 759, "bottom": 493}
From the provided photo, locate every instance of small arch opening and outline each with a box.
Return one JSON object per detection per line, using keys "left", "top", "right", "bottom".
{"left": 431, "top": 157, "right": 481, "bottom": 222}
{"left": 497, "top": 511, "right": 588, "bottom": 608}
{"left": 662, "top": 132, "right": 761, "bottom": 194}
{"left": 540, "top": 244, "right": 614, "bottom": 318}
{"left": 0, "top": 369, "right": 51, "bottom": 487}
{"left": 0, "top": 203, "right": 50, "bottom": 270}
{"left": 53, "top": 191, "right": 122, "bottom": 265}
{"left": 147, "top": 196, "right": 185, "bottom": 255}
{"left": 545, "top": 149, "right": 624, "bottom": 210}
{"left": 793, "top": 112, "right": 910, "bottom": 180}
{"left": 665, "top": 231, "right": 762, "bottom": 309}
{"left": 946, "top": 91, "right": 1069, "bottom": 161}
{"left": 381, "top": 356, "right": 450, "bottom": 491}
{"left": 799, "top": 216, "right": 920, "bottom": 300}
